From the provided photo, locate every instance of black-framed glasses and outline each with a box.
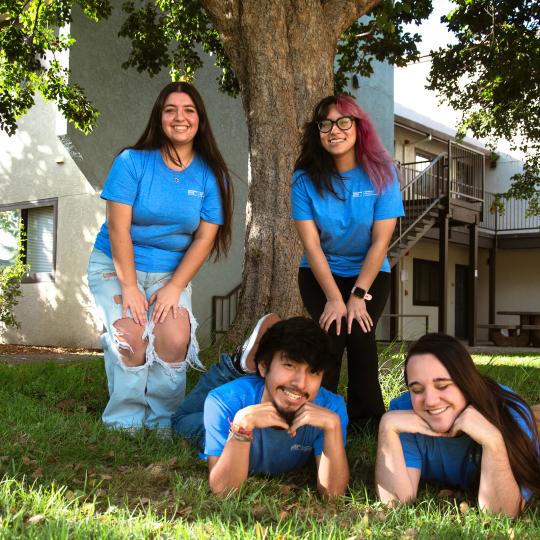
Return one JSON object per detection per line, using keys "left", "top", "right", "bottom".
{"left": 317, "top": 116, "right": 354, "bottom": 133}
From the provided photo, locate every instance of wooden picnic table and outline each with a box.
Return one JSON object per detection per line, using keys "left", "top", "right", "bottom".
{"left": 497, "top": 311, "right": 540, "bottom": 347}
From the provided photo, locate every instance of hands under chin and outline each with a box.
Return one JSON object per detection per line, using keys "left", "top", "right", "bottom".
{"left": 235, "top": 402, "right": 340, "bottom": 438}
{"left": 287, "top": 402, "right": 340, "bottom": 437}
{"left": 445, "top": 406, "right": 502, "bottom": 447}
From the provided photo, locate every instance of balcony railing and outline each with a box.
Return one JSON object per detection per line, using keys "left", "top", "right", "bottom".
{"left": 480, "top": 192, "right": 540, "bottom": 232}
{"left": 448, "top": 142, "right": 485, "bottom": 203}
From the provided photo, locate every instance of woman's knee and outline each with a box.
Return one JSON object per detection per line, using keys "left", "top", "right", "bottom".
{"left": 153, "top": 308, "right": 191, "bottom": 363}
{"left": 112, "top": 318, "right": 147, "bottom": 367}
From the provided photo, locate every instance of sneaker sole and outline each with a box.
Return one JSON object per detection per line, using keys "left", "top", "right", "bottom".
{"left": 240, "top": 313, "right": 281, "bottom": 372}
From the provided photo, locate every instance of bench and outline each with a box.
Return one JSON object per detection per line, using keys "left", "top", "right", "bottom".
{"left": 521, "top": 325, "right": 540, "bottom": 331}
{"left": 478, "top": 324, "right": 519, "bottom": 330}
{"left": 521, "top": 325, "right": 540, "bottom": 347}
{"left": 477, "top": 324, "right": 530, "bottom": 347}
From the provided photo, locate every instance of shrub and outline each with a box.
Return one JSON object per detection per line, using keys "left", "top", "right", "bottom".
{"left": 0, "top": 249, "right": 29, "bottom": 332}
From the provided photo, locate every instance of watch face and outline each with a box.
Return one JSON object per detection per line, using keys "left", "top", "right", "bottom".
{"left": 353, "top": 287, "right": 366, "bottom": 299}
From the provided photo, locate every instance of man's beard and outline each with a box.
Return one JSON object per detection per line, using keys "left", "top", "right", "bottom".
{"left": 275, "top": 404, "right": 296, "bottom": 426}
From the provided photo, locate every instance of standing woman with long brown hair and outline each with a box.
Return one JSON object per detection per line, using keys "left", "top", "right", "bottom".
{"left": 87, "top": 82, "right": 233, "bottom": 431}
{"left": 291, "top": 95, "right": 404, "bottom": 433}
{"left": 376, "top": 333, "right": 540, "bottom": 517}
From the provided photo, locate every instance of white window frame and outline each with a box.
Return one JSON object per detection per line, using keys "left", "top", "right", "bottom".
{"left": 0, "top": 198, "right": 58, "bottom": 283}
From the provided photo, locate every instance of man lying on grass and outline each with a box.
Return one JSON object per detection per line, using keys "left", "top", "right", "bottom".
{"left": 375, "top": 333, "right": 540, "bottom": 517}
{"left": 172, "top": 315, "right": 349, "bottom": 497}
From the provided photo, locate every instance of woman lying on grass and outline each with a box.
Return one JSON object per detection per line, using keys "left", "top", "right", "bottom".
{"left": 376, "top": 333, "right": 540, "bottom": 517}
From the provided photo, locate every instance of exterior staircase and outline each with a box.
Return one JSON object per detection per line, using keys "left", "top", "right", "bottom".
{"left": 213, "top": 143, "right": 487, "bottom": 337}
{"left": 388, "top": 153, "right": 447, "bottom": 266}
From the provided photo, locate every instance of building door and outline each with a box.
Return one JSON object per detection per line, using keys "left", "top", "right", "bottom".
{"left": 455, "top": 264, "right": 469, "bottom": 339}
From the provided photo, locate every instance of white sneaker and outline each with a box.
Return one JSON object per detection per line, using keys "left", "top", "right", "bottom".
{"left": 235, "top": 313, "right": 281, "bottom": 373}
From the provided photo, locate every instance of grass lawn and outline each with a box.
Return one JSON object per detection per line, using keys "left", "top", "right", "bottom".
{"left": 0, "top": 346, "right": 539, "bottom": 539}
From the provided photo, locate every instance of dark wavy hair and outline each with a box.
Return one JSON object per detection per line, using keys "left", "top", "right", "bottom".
{"left": 254, "top": 317, "right": 332, "bottom": 375}
{"left": 405, "top": 333, "right": 540, "bottom": 500}
{"left": 125, "top": 81, "right": 233, "bottom": 260}
{"left": 294, "top": 94, "right": 397, "bottom": 197}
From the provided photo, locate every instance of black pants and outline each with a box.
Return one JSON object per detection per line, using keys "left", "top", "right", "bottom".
{"left": 298, "top": 268, "right": 390, "bottom": 429}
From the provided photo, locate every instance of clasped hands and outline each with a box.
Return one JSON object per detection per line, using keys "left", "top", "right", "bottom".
{"left": 233, "top": 402, "right": 341, "bottom": 438}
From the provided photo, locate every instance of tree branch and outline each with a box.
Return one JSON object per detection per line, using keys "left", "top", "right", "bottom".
{"left": 323, "top": 0, "right": 381, "bottom": 40}
{"left": 200, "top": 0, "right": 247, "bottom": 89}
{"left": 201, "top": 0, "right": 240, "bottom": 41}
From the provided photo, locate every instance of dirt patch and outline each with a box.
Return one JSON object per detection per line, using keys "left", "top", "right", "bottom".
{"left": 0, "top": 344, "right": 101, "bottom": 357}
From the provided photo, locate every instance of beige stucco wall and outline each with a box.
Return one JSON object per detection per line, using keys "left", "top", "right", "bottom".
{"left": 396, "top": 238, "right": 494, "bottom": 341}
{"left": 494, "top": 248, "right": 540, "bottom": 323}
{"left": 0, "top": 96, "right": 105, "bottom": 347}
{"left": 394, "top": 126, "right": 448, "bottom": 165}
{"left": 396, "top": 238, "right": 539, "bottom": 342}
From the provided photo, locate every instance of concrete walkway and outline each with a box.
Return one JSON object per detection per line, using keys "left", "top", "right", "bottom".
{"left": 0, "top": 351, "right": 102, "bottom": 365}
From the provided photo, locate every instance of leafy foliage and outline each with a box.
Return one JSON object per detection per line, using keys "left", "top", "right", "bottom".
{"left": 335, "top": 0, "right": 432, "bottom": 91}
{"left": 119, "top": 0, "right": 238, "bottom": 95}
{"left": 0, "top": 0, "right": 112, "bottom": 135}
{"left": 120, "top": 0, "right": 434, "bottom": 96}
{"left": 1, "top": 1, "right": 433, "bottom": 133}
{"left": 0, "top": 239, "right": 29, "bottom": 332}
{"left": 428, "top": 0, "right": 540, "bottom": 215}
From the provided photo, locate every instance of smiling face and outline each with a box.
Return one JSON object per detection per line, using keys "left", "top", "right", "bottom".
{"left": 161, "top": 92, "right": 199, "bottom": 150}
{"left": 259, "top": 352, "right": 323, "bottom": 424}
{"left": 319, "top": 104, "right": 357, "bottom": 169}
{"left": 406, "top": 353, "right": 468, "bottom": 433}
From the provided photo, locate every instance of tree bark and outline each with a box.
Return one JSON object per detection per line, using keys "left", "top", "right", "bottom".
{"left": 203, "top": 0, "right": 380, "bottom": 340}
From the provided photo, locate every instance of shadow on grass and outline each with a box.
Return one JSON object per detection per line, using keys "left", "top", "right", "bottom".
{"left": 1, "top": 358, "right": 539, "bottom": 538}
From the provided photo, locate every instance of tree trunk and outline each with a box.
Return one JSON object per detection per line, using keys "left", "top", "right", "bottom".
{"left": 203, "top": 0, "right": 380, "bottom": 340}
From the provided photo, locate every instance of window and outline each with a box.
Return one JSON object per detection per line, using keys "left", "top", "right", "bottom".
{"left": 413, "top": 258, "right": 439, "bottom": 306}
{"left": 414, "top": 151, "right": 433, "bottom": 173}
{"left": 0, "top": 199, "right": 57, "bottom": 282}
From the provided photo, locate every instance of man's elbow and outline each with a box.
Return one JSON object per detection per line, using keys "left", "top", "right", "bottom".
{"left": 478, "top": 496, "right": 523, "bottom": 519}
{"left": 317, "top": 476, "right": 349, "bottom": 499}
{"left": 376, "top": 483, "right": 415, "bottom": 505}
{"left": 208, "top": 476, "right": 242, "bottom": 497}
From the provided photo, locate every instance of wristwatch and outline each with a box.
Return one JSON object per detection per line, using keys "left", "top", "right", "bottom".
{"left": 351, "top": 286, "right": 372, "bottom": 301}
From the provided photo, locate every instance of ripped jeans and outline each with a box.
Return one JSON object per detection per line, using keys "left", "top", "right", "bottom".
{"left": 87, "top": 248, "right": 202, "bottom": 430}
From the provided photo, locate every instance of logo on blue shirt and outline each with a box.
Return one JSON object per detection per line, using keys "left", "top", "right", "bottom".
{"left": 188, "top": 190, "right": 204, "bottom": 198}
{"left": 290, "top": 444, "right": 313, "bottom": 453}
{"left": 352, "top": 190, "right": 376, "bottom": 197}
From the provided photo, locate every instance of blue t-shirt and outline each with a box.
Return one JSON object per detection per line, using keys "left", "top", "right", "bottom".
{"left": 203, "top": 375, "right": 348, "bottom": 475}
{"left": 290, "top": 166, "right": 404, "bottom": 277}
{"left": 94, "top": 149, "right": 224, "bottom": 273}
{"left": 390, "top": 390, "right": 536, "bottom": 501}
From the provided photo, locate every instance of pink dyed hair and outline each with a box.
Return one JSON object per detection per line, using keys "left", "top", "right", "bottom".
{"left": 335, "top": 95, "right": 396, "bottom": 193}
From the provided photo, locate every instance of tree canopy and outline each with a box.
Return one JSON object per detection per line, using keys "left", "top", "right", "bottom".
{"left": 2, "top": 1, "right": 539, "bottom": 215}
{"left": 0, "top": 0, "right": 114, "bottom": 135}
{"left": 428, "top": 0, "right": 540, "bottom": 215}
{"left": 1, "top": 0, "right": 432, "bottom": 134}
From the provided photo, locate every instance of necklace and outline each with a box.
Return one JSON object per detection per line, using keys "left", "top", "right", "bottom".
{"left": 163, "top": 149, "right": 195, "bottom": 183}
{"left": 177, "top": 152, "right": 195, "bottom": 170}
{"left": 162, "top": 148, "right": 195, "bottom": 170}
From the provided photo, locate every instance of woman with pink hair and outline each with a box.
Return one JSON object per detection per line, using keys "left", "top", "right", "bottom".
{"left": 291, "top": 95, "right": 404, "bottom": 434}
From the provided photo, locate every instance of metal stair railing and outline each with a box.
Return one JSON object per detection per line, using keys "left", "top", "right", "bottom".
{"left": 389, "top": 153, "right": 447, "bottom": 257}
{"left": 212, "top": 284, "right": 241, "bottom": 338}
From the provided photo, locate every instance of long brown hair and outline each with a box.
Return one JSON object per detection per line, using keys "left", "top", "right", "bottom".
{"left": 405, "top": 333, "right": 540, "bottom": 500}
{"left": 126, "top": 82, "right": 233, "bottom": 260}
